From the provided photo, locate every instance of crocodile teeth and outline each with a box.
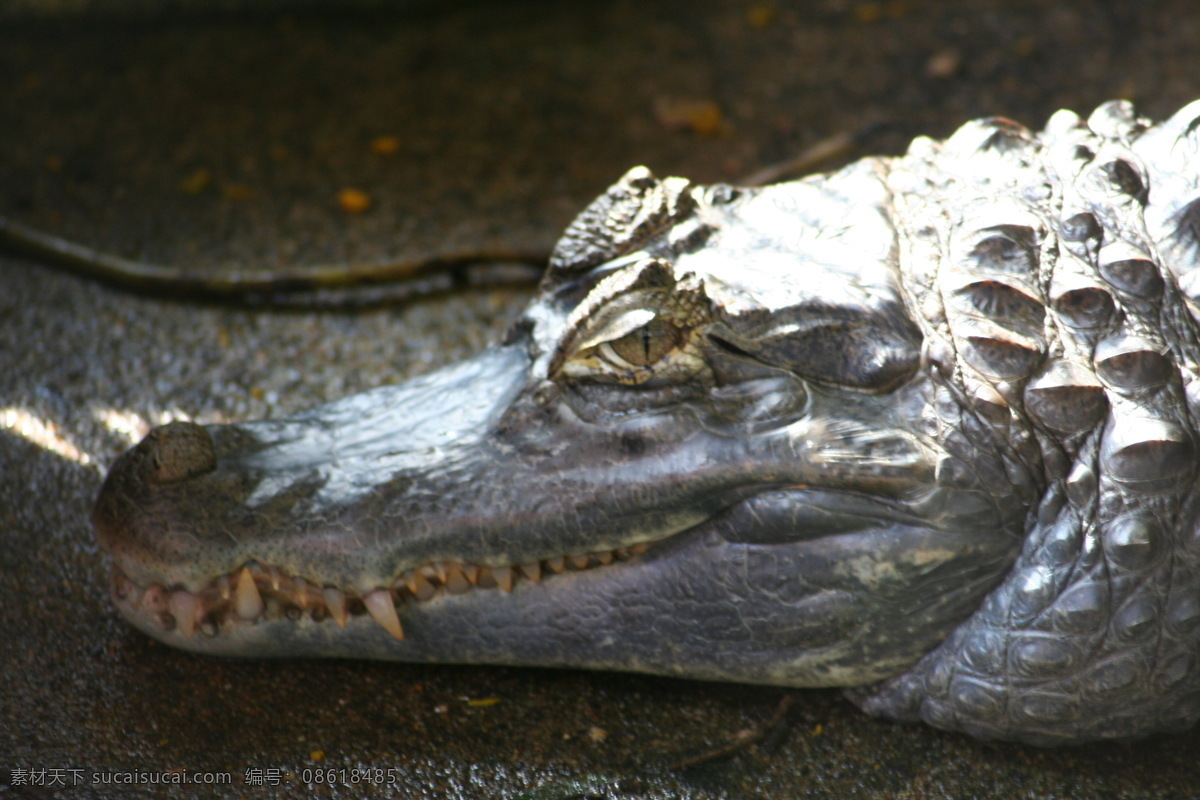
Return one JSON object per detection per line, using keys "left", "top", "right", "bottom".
{"left": 444, "top": 563, "right": 472, "bottom": 595}
{"left": 323, "top": 587, "right": 348, "bottom": 628}
{"left": 118, "top": 539, "right": 659, "bottom": 637}
{"left": 475, "top": 566, "right": 498, "bottom": 589}
{"left": 292, "top": 577, "right": 313, "bottom": 609}
{"left": 492, "top": 566, "right": 515, "bottom": 592}
{"left": 169, "top": 590, "right": 198, "bottom": 638}
{"left": 403, "top": 570, "right": 437, "bottom": 601}
{"left": 235, "top": 567, "right": 264, "bottom": 620}
{"left": 363, "top": 589, "right": 405, "bottom": 640}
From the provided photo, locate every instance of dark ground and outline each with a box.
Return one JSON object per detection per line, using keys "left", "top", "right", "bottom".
{"left": 3, "top": 1, "right": 1200, "bottom": 798}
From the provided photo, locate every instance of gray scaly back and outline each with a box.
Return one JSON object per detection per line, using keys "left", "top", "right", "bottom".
{"left": 853, "top": 100, "right": 1200, "bottom": 743}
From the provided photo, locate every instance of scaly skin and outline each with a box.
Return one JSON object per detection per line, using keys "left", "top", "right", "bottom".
{"left": 95, "top": 100, "right": 1200, "bottom": 744}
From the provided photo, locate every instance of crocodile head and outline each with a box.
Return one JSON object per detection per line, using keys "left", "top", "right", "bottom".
{"left": 95, "top": 163, "right": 1022, "bottom": 687}
{"left": 96, "top": 100, "right": 1200, "bottom": 743}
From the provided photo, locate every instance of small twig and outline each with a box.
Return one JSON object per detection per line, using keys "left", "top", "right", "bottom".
{"left": 667, "top": 693, "right": 796, "bottom": 771}
{"left": 0, "top": 212, "right": 548, "bottom": 307}
{"left": 759, "top": 692, "right": 800, "bottom": 754}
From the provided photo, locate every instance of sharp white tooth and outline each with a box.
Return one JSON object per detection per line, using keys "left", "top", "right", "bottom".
{"left": 444, "top": 563, "right": 471, "bottom": 595}
{"left": 545, "top": 557, "right": 566, "bottom": 574}
{"left": 292, "top": 578, "right": 312, "bottom": 609}
{"left": 518, "top": 563, "right": 542, "bottom": 582}
{"left": 492, "top": 566, "right": 514, "bottom": 592}
{"left": 594, "top": 551, "right": 615, "bottom": 566}
{"left": 363, "top": 589, "right": 405, "bottom": 640}
{"left": 569, "top": 554, "right": 590, "bottom": 570}
{"left": 169, "top": 591, "right": 198, "bottom": 638}
{"left": 267, "top": 566, "right": 283, "bottom": 591}
{"left": 323, "top": 587, "right": 348, "bottom": 628}
{"left": 235, "top": 567, "right": 264, "bottom": 619}
{"left": 462, "top": 564, "right": 480, "bottom": 585}
{"left": 630, "top": 542, "right": 650, "bottom": 555}
{"left": 216, "top": 575, "right": 233, "bottom": 600}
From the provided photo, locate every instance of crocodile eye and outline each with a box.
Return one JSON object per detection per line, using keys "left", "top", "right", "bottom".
{"left": 547, "top": 258, "right": 712, "bottom": 386}
{"left": 555, "top": 311, "right": 704, "bottom": 386}
{"left": 605, "top": 318, "right": 682, "bottom": 368}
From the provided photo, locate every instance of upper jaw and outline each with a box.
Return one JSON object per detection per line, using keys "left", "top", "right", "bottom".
{"left": 90, "top": 337, "right": 752, "bottom": 639}
{"left": 93, "top": 344, "right": 532, "bottom": 590}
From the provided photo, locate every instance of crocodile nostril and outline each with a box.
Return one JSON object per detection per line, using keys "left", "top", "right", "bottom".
{"left": 141, "top": 421, "right": 216, "bottom": 483}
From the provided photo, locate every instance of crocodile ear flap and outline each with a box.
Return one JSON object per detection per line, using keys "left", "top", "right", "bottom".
{"left": 546, "top": 167, "right": 696, "bottom": 280}
{"left": 783, "top": 319, "right": 921, "bottom": 392}
{"left": 713, "top": 311, "right": 923, "bottom": 393}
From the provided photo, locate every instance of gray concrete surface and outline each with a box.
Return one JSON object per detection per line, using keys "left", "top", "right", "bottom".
{"left": 3, "top": 1, "right": 1200, "bottom": 797}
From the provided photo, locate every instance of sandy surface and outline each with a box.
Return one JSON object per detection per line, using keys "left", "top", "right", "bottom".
{"left": 3, "top": 1, "right": 1200, "bottom": 797}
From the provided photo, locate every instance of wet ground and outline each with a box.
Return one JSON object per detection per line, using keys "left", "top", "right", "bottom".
{"left": 3, "top": 0, "right": 1200, "bottom": 797}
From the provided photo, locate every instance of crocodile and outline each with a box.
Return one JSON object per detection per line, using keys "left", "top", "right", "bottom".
{"left": 94, "top": 100, "right": 1200, "bottom": 745}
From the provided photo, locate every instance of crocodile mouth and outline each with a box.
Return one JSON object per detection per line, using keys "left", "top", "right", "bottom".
{"left": 94, "top": 324, "right": 1016, "bottom": 682}
{"left": 101, "top": 442, "right": 1018, "bottom": 691}
{"left": 110, "top": 542, "right": 651, "bottom": 642}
